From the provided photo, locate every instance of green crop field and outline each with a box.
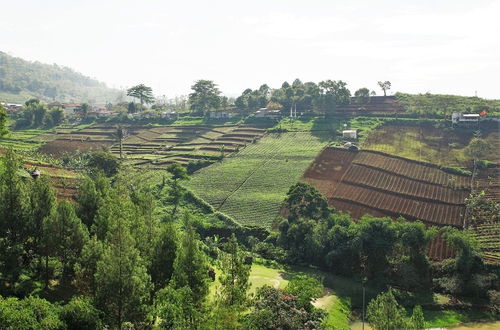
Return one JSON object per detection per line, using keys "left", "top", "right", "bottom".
{"left": 186, "top": 131, "right": 329, "bottom": 227}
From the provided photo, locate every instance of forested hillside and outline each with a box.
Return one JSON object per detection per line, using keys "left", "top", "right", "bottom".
{"left": 0, "top": 51, "right": 121, "bottom": 103}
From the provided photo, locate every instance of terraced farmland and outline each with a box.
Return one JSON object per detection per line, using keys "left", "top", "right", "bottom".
{"left": 37, "top": 123, "right": 268, "bottom": 168}
{"left": 302, "top": 147, "right": 472, "bottom": 259}
{"left": 187, "top": 132, "right": 329, "bottom": 227}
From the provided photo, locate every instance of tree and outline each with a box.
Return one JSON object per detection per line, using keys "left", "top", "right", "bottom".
{"left": 80, "top": 103, "right": 90, "bottom": 117}
{"left": 0, "top": 104, "right": 8, "bottom": 137}
{"left": 126, "top": 84, "right": 154, "bottom": 105}
{"left": 285, "top": 274, "right": 323, "bottom": 311}
{"left": 244, "top": 285, "right": 325, "bottom": 330}
{"left": 357, "top": 216, "right": 398, "bottom": 280}
{"left": 150, "top": 222, "right": 178, "bottom": 291}
{"left": 27, "top": 176, "right": 56, "bottom": 275}
{"left": 318, "top": 80, "right": 351, "bottom": 115}
{"left": 95, "top": 207, "right": 152, "bottom": 327}
{"left": 0, "top": 296, "right": 64, "bottom": 329}
{"left": 465, "top": 138, "right": 492, "bottom": 162}
{"left": 87, "top": 151, "right": 119, "bottom": 177}
{"left": 172, "top": 214, "right": 210, "bottom": 306}
{"left": 465, "top": 138, "right": 492, "bottom": 177}
{"left": 354, "top": 87, "right": 371, "bottom": 104}
{"left": 0, "top": 149, "right": 29, "bottom": 286}
{"left": 166, "top": 163, "right": 189, "bottom": 216}
{"left": 367, "top": 289, "right": 423, "bottom": 330}
{"left": 59, "top": 296, "right": 103, "bottom": 329}
{"left": 218, "top": 234, "right": 251, "bottom": 308}
{"left": 188, "top": 80, "right": 221, "bottom": 115}
{"left": 115, "top": 125, "right": 126, "bottom": 159}
{"left": 285, "top": 183, "right": 330, "bottom": 221}
{"left": 378, "top": 81, "right": 391, "bottom": 96}
{"left": 44, "top": 199, "right": 89, "bottom": 277}
{"left": 48, "top": 107, "right": 65, "bottom": 126}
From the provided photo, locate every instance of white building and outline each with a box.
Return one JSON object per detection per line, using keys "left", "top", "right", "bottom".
{"left": 342, "top": 130, "right": 357, "bottom": 139}
{"left": 452, "top": 112, "right": 480, "bottom": 124}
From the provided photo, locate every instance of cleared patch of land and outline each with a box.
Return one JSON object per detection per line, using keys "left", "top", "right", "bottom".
{"left": 302, "top": 147, "right": 472, "bottom": 260}
{"left": 363, "top": 123, "right": 499, "bottom": 167}
{"left": 187, "top": 132, "right": 329, "bottom": 227}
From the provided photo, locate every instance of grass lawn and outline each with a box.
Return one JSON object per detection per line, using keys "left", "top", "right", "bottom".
{"left": 186, "top": 132, "right": 329, "bottom": 227}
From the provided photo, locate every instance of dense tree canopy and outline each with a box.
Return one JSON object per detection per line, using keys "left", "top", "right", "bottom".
{"left": 189, "top": 79, "right": 221, "bottom": 115}
{"left": 126, "top": 84, "right": 155, "bottom": 105}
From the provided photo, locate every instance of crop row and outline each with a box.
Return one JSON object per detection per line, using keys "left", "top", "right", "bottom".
{"left": 187, "top": 132, "right": 329, "bottom": 227}
{"left": 342, "top": 164, "right": 469, "bottom": 204}
{"left": 332, "top": 183, "right": 464, "bottom": 226}
{"left": 353, "top": 152, "right": 471, "bottom": 188}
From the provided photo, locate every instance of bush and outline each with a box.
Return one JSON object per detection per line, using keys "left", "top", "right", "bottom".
{"left": 60, "top": 296, "right": 102, "bottom": 330}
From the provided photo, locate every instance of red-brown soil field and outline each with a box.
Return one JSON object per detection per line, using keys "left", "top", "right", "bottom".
{"left": 302, "top": 147, "right": 472, "bottom": 260}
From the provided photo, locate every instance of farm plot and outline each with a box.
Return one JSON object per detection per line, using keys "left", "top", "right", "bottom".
{"left": 472, "top": 222, "right": 500, "bottom": 264}
{"left": 332, "top": 182, "right": 464, "bottom": 226}
{"left": 111, "top": 125, "right": 268, "bottom": 168}
{"left": 187, "top": 132, "right": 329, "bottom": 227}
{"left": 301, "top": 147, "right": 472, "bottom": 259}
{"left": 342, "top": 164, "right": 469, "bottom": 204}
{"left": 362, "top": 124, "right": 499, "bottom": 167}
{"left": 353, "top": 152, "right": 471, "bottom": 188}
{"left": 302, "top": 148, "right": 470, "bottom": 227}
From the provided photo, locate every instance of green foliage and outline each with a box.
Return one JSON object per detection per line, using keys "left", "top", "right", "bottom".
{"left": 435, "top": 227, "right": 495, "bottom": 297}
{"left": 286, "top": 274, "right": 323, "bottom": 311}
{"left": 59, "top": 296, "right": 103, "bottom": 330}
{"left": 466, "top": 191, "right": 500, "bottom": 223}
{"left": 354, "top": 87, "right": 371, "bottom": 104}
{"left": 0, "top": 104, "right": 8, "bottom": 137}
{"left": 94, "top": 201, "right": 152, "bottom": 327}
{"left": 126, "top": 84, "right": 154, "bottom": 105}
{"left": 465, "top": 138, "right": 493, "bottom": 161}
{"left": 172, "top": 214, "right": 210, "bottom": 305}
{"left": 0, "top": 51, "right": 120, "bottom": 103}
{"left": 0, "top": 296, "right": 64, "bottom": 329}
{"left": 150, "top": 222, "right": 178, "bottom": 291}
{"left": 152, "top": 285, "right": 200, "bottom": 329}
{"left": 285, "top": 182, "right": 330, "bottom": 221}
{"left": 189, "top": 80, "right": 222, "bottom": 115}
{"left": 218, "top": 234, "right": 251, "bottom": 308}
{"left": 87, "top": 151, "right": 119, "bottom": 177}
{"left": 396, "top": 92, "right": 500, "bottom": 117}
{"left": 244, "top": 285, "right": 326, "bottom": 329}
{"left": 367, "top": 289, "right": 423, "bottom": 330}
{"left": 44, "top": 199, "right": 89, "bottom": 276}
{"left": 377, "top": 81, "right": 391, "bottom": 96}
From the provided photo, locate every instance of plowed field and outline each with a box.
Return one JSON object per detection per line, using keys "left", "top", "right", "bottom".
{"left": 302, "top": 147, "right": 472, "bottom": 260}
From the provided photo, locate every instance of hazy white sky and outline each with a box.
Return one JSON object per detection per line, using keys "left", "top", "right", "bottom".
{"left": 1, "top": 0, "right": 499, "bottom": 98}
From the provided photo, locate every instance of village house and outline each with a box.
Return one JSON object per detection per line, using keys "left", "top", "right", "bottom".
{"left": 0, "top": 102, "right": 23, "bottom": 113}
{"left": 208, "top": 109, "right": 237, "bottom": 119}
{"left": 451, "top": 112, "right": 480, "bottom": 125}
{"left": 342, "top": 130, "right": 357, "bottom": 139}
{"left": 255, "top": 107, "right": 281, "bottom": 119}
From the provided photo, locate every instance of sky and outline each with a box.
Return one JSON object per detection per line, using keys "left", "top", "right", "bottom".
{"left": 1, "top": 0, "right": 499, "bottom": 99}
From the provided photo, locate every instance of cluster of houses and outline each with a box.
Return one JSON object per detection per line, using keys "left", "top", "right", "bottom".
{"left": 0, "top": 102, "right": 23, "bottom": 113}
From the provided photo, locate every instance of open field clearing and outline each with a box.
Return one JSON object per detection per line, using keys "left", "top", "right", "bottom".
{"left": 363, "top": 123, "right": 499, "bottom": 167}
{"left": 187, "top": 132, "right": 329, "bottom": 227}
{"left": 302, "top": 147, "right": 472, "bottom": 259}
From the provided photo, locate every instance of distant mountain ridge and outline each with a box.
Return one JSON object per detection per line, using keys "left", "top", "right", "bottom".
{"left": 0, "top": 51, "right": 122, "bottom": 104}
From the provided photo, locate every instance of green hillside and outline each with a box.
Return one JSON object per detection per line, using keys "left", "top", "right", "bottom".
{"left": 0, "top": 51, "right": 121, "bottom": 104}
